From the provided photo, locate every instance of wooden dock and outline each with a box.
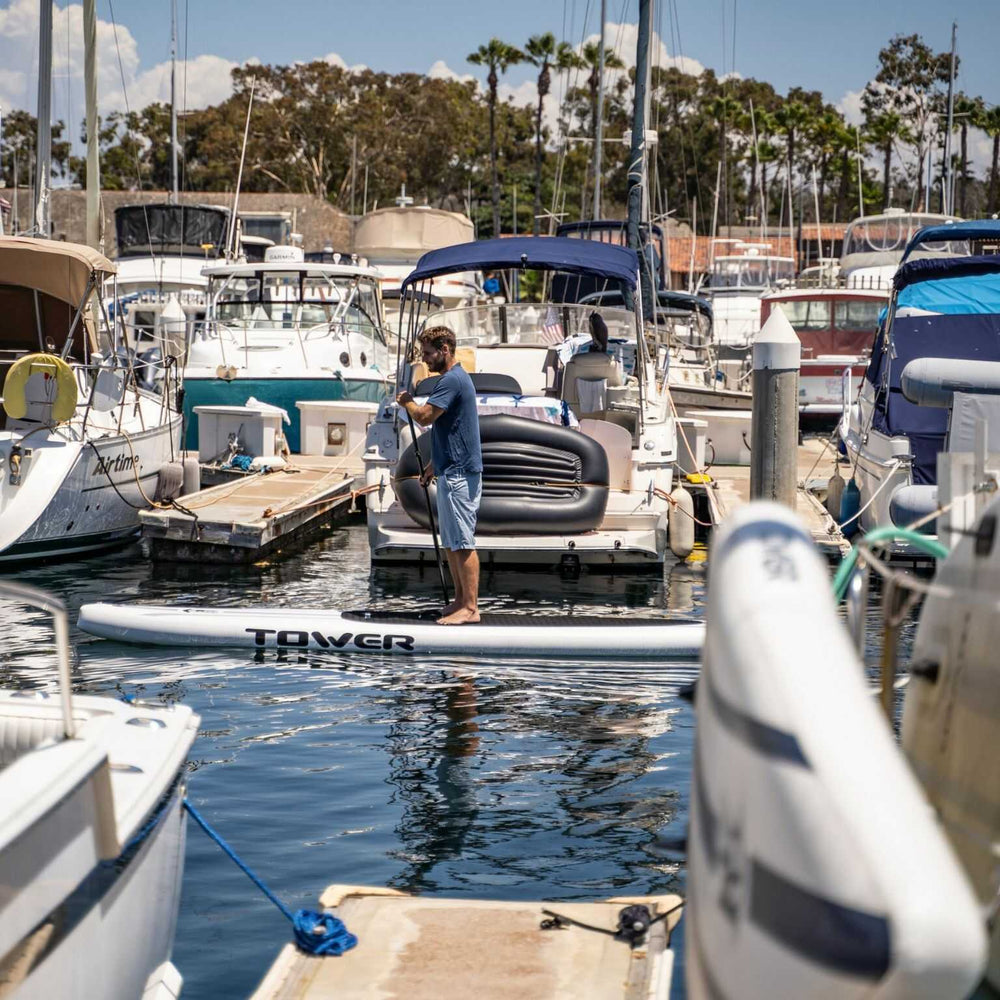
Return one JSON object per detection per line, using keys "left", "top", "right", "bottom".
{"left": 140, "top": 457, "right": 358, "bottom": 563}
{"left": 252, "top": 884, "right": 682, "bottom": 1000}
{"left": 698, "top": 436, "right": 849, "bottom": 559}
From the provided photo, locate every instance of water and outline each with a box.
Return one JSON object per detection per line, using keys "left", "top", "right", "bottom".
{"left": 1, "top": 521, "right": 710, "bottom": 998}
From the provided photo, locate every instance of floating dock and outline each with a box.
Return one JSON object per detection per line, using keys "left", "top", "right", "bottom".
{"left": 696, "top": 437, "right": 849, "bottom": 559}
{"left": 139, "top": 458, "right": 357, "bottom": 563}
{"left": 252, "top": 885, "right": 682, "bottom": 1000}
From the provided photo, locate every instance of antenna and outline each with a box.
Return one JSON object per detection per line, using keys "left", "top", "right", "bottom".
{"left": 227, "top": 76, "right": 256, "bottom": 258}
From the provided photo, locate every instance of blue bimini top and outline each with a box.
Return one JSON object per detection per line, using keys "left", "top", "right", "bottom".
{"left": 401, "top": 236, "right": 639, "bottom": 292}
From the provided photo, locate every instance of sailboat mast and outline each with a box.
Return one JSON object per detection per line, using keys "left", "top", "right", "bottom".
{"left": 592, "top": 0, "right": 607, "bottom": 220}
{"left": 170, "top": 0, "right": 179, "bottom": 202}
{"left": 84, "top": 0, "right": 100, "bottom": 249}
{"left": 626, "top": 0, "right": 653, "bottom": 320}
{"left": 943, "top": 20, "right": 956, "bottom": 216}
{"left": 34, "top": 0, "right": 53, "bottom": 238}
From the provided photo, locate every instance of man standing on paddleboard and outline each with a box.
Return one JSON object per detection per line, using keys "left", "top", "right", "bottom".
{"left": 396, "top": 327, "right": 482, "bottom": 624}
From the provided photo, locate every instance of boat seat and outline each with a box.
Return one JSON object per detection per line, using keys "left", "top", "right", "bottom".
{"left": 562, "top": 351, "right": 623, "bottom": 418}
{"left": 0, "top": 715, "right": 65, "bottom": 768}
{"left": 579, "top": 419, "right": 633, "bottom": 491}
{"left": 416, "top": 372, "right": 523, "bottom": 396}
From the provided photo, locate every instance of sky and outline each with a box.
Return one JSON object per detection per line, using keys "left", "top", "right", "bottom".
{"left": 1, "top": 0, "right": 998, "bottom": 169}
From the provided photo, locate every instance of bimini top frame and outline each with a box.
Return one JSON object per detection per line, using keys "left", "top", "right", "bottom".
{"left": 396, "top": 235, "right": 647, "bottom": 426}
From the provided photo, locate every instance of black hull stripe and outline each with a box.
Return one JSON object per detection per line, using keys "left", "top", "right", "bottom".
{"left": 750, "top": 857, "right": 891, "bottom": 979}
{"left": 703, "top": 669, "right": 809, "bottom": 767}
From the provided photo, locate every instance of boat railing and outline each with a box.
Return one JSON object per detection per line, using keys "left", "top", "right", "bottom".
{"left": 420, "top": 302, "right": 637, "bottom": 348}
{"left": 0, "top": 581, "right": 74, "bottom": 739}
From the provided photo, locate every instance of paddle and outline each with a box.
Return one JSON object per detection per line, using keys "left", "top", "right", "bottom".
{"left": 403, "top": 408, "right": 451, "bottom": 607}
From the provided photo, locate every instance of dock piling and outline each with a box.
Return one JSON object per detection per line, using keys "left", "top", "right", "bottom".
{"left": 750, "top": 307, "right": 801, "bottom": 507}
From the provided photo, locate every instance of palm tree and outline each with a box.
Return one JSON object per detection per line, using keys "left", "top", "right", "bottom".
{"left": 773, "top": 98, "right": 813, "bottom": 203}
{"left": 981, "top": 104, "right": 1000, "bottom": 215}
{"left": 468, "top": 38, "right": 525, "bottom": 237}
{"left": 579, "top": 40, "right": 624, "bottom": 148}
{"left": 708, "top": 93, "right": 742, "bottom": 230}
{"left": 524, "top": 34, "right": 576, "bottom": 235}
{"left": 754, "top": 110, "right": 781, "bottom": 229}
{"left": 952, "top": 94, "right": 984, "bottom": 217}
{"left": 864, "top": 110, "right": 909, "bottom": 211}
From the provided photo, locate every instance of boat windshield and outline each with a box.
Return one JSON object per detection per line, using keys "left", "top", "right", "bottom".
{"left": 710, "top": 257, "right": 795, "bottom": 290}
{"left": 838, "top": 298, "right": 884, "bottom": 330}
{"left": 418, "top": 302, "right": 638, "bottom": 351}
{"left": 842, "top": 213, "right": 959, "bottom": 259}
{"left": 775, "top": 299, "right": 832, "bottom": 331}
{"left": 210, "top": 271, "right": 385, "bottom": 343}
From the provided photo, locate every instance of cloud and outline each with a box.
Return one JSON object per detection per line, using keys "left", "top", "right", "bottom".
{"left": 0, "top": 0, "right": 243, "bottom": 128}
{"left": 322, "top": 52, "right": 368, "bottom": 74}
{"left": 836, "top": 89, "right": 865, "bottom": 127}
{"left": 428, "top": 60, "right": 474, "bottom": 85}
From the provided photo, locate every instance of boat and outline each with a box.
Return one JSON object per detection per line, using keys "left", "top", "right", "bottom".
{"left": 840, "top": 219, "right": 1000, "bottom": 551}
{"left": 363, "top": 235, "right": 682, "bottom": 569}
{"left": 760, "top": 285, "right": 887, "bottom": 417}
{"left": 0, "top": 237, "right": 183, "bottom": 563}
{"left": 688, "top": 502, "right": 986, "bottom": 999}
{"left": 0, "top": 579, "right": 199, "bottom": 997}
{"left": 76, "top": 603, "right": 704, "bottom": 658}
{"left": 701, "top": 240, "right": 796, "bottom": 360}
{"left": 353, "top": 196, "right": 481, "bottom": 314}
{"left": 839, "top": 208, "right": 961, "bottom": 290}
{"left": 902, "top": 492, "right": 1000, "bottom": 990}
{"left": 181, "top": 243, "right": 393, "bottom": 455}
{"left": 106, "top": 202, "right": 230, "bottom": 357}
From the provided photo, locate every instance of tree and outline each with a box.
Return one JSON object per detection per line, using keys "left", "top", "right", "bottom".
{"left": 468, "top": 39, "right": 525, "bottom": 237}
{"left": 869, "top": 34, "right": 954, "bottom": 211}
{"left": 863, "top": 108, "right": 909, "bottom": 211}
{"left": 981, "top": 104, "right": 1000, "bottom": 215}
{"left": 952, "top": 93, "right": 983, "bottom": 217}
{"left": 773, "top": 96, "right": 813, "bottom": 210}
{"left": 524, "top": 33, "right": 575, "bottom": 235}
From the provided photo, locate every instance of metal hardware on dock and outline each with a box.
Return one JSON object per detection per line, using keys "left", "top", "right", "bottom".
{"left": 139, "top": 457, "right": 357, "bottom": 563}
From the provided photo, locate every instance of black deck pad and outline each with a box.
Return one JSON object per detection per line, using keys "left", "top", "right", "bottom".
{"left": 341, "top": 610, "right": 688, "bottom": 628}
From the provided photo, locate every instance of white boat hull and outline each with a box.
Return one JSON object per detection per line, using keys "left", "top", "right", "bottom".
{"left": 77, "top": 603, "right": 705, "bottom": 658}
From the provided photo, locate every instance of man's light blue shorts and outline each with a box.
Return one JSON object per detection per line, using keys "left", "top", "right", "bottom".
{"left": 436, "top": 470, "right": 481, "bottom": 551}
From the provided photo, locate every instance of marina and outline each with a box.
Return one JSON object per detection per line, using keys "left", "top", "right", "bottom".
{"left": 2, "top": 0, "right": 999, "bottom": 997}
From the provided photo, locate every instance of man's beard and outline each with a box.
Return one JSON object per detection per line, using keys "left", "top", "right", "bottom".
{"left": 427, "top": 356, "right": 446, "bottom": 372}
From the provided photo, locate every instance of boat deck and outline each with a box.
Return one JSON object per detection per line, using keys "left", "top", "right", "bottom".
{"left": 700, "top": 437, "right": 849, "bottom": 559}
{"left": 252, "top": 885, "right": 682, "bottom": 1000}
{"left": 139, "top": 457, "right": 358, "bottom": 563}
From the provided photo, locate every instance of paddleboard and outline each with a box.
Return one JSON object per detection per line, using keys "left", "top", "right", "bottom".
{"left": 77, "top": 604, "right": 704, "bottom": 659}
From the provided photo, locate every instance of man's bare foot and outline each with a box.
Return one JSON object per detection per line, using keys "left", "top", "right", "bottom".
{"left": 440, "top": 600, "right": 463, "bottom": 616}
{"left": 436, "top": 607, "right": 481, "bottom": 625}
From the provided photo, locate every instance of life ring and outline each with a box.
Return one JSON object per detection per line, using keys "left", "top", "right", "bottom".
{"left": 2, "top": 353, "right": 78, "bottom": 422}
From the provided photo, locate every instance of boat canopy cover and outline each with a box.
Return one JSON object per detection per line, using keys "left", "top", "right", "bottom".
{"left": 894, "top": 256, "right": 1000, "bottom": 307}
{"left": 869, "top": 310, "right": 1000, "bottom": 483}
{"left": 402, "top": 237, "right": 639, "bottom": 291}
{"left": 114, "top": 204, "right": 230, "bottom": 258}
{"left": 903, "top": 219, "right": 1000, "bottom": 261}
{"left": 0, "top": 238, "right": 114, "bottom": 355}
{"left": 354, "top": 207, "right": 474, "bottom": 260}
{"left": 0, "top": 237, "right": 115, "bottom": 302}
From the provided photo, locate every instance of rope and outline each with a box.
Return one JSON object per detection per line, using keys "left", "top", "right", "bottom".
{"left": 182, "top": 799, "right": 357, "bottom": 957}
{"left": 837, "top": 459, "right": 902, "bottom": 530}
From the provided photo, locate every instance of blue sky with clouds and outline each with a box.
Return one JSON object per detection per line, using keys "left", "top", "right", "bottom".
{"left": 1, "top": 0, "right": 996, "bottom": 166}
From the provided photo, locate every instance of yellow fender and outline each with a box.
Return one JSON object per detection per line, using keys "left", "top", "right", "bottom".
{"left": 2, "top": 352, "right": 79, "bottom": 423}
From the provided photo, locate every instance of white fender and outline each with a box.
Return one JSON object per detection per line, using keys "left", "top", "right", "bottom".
{"left": 687, "top": 501, "right": 985, "bottom": 1000}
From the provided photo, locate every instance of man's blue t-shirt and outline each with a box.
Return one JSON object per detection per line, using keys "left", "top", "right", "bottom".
{"left": 426, "top": 364, "right": 482, "bottom": 475}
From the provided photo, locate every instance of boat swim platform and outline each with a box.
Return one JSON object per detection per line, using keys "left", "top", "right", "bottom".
{"left": 698, "top": 438, "right": 849, "bottom": 560}
{"left": 252, "top": 885, "right": 682, "bottom": 1000}
{"left": 139, "top": 457, "right": 358, "bottom": 564}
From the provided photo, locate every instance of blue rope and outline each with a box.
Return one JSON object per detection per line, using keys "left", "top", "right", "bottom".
{"left": 182, "top": 799, "right": 358, "bottom": 957}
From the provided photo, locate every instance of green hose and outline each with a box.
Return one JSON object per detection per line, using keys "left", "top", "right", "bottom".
{"left": 832, "top": 526, "right": 949, "bottom": 602}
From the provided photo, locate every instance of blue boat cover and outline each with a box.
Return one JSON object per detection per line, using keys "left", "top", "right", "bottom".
{"left": 903, "top": 219, "right": 1000, "bottom": 260}
{"left": 895, "top": 255, "right": 1000, "bottom": 295}
{"left": 401, "top": 237, "right": 639, "bottom": 291}
{"left": 870, "top": 311, "right": 1000, "bottom": 483}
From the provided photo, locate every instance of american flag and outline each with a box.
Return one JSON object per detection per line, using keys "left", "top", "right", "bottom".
{"left": 540, "top": 306, "right": 564, "bottom": 344}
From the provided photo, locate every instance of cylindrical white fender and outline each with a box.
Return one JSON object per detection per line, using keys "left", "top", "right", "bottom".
{"left": 825, "top": 467, "right": 845, "bottom": 518}
{"left": 668, "top": 485, "right": 695, "bottom": 559}
{"left": 182, "top": 456, "right": 201, "bottom": 497}
{"left": 687, "top": 502, "right": 985, "bottom": 1000}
